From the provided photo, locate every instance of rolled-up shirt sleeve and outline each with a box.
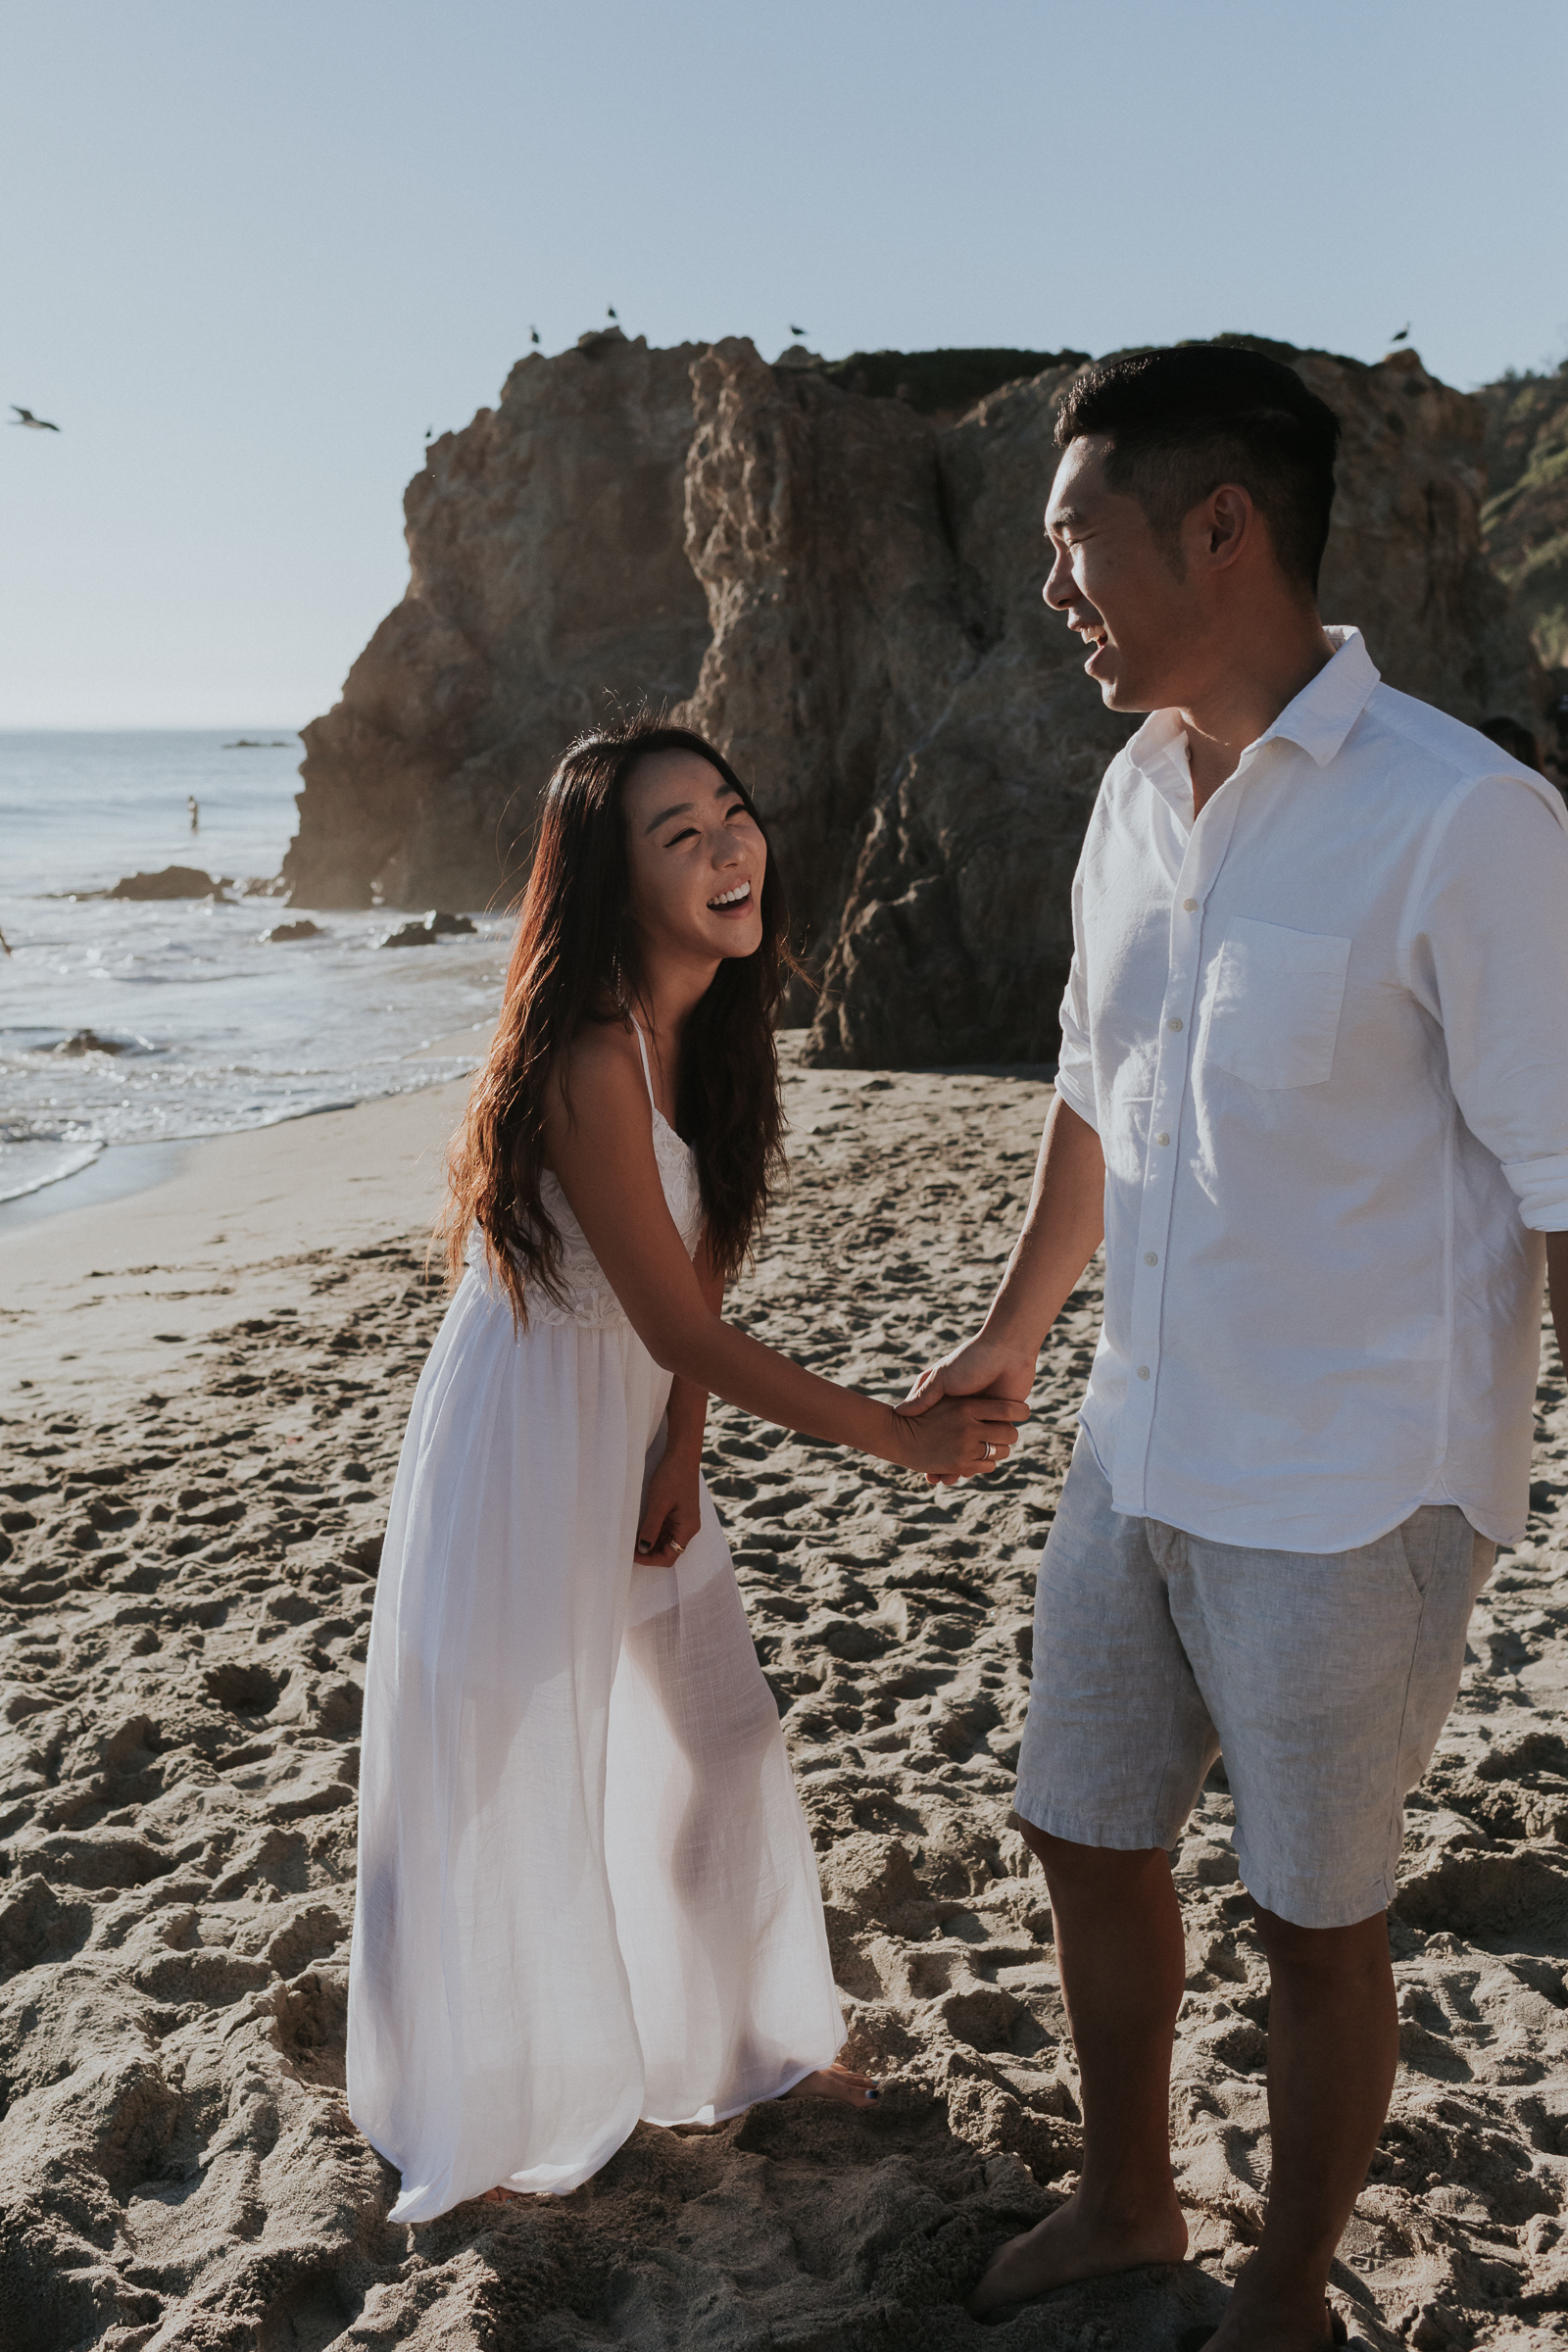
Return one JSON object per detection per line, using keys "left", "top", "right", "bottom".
{"left": 1054, "top": 857, "right": 1099, "bottom": 1133}
{"left": 1401, "top": 773, "right": 1568, "bottom": 1231}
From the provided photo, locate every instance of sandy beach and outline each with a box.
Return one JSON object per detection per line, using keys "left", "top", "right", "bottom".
{"left": 3, "top": 1043, "right": 1567, "bottom": 2351}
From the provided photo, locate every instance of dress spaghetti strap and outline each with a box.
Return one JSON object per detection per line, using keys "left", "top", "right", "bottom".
{"left": 629, "top": 1020, "right": 659, "bottom": 1116}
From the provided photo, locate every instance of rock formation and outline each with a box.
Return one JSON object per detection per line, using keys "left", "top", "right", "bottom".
{"left": 678, "top": 335, "right": 1538, "bottom": 1063}
{"left": 1478, "top": 362, "right": 1568, "bottom": 771}
{"left": 282, "top": 332, "right": 710, "bottom": 910}
{"left": 106, "top": 866, "right": 230, "bottom": 901}
{"left": 286, "top": 332, "right": 1542, "bottom": 1062}
{"left": 817, "top": 344, "right": 1090, "bottom": 415}
{"left": 674, "top": 348, "right": 1133, "bottom": 1060}
{"left": 1480, "top": 363, "right": 1568, "bottom": 670}
{"left": 377, "top": 912, "right": 474, "bottom": 950}
{"left": 671, "top": 341, "right": 984, "bottom": 989}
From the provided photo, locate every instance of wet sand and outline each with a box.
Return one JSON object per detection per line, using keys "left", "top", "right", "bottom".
{"left": 2, "top": 1040, "right": 1566, "bottom": 2350}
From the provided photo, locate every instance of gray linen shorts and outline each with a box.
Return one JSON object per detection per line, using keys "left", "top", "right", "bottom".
{"left": 1013, "top": 1435, "right": 1495, "bottom": 1930}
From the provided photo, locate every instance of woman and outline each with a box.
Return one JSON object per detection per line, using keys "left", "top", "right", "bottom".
{"left": 347, "top": 720, "right": 1025, "bottom": 2220}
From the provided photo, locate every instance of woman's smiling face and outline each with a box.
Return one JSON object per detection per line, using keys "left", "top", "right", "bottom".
{"left": 622, "top": 749, "right": 766, "bottom": 969}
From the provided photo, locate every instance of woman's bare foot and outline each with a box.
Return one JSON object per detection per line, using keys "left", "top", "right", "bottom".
{"left": 967, "top": 2188, "right": 1188, "bottom": 2317}
{"left": 1200, "top": 2277, "right": 1347, "bottom": 2350}
{"left": 479, "top": 2184, "right": 525, "bottom": 2205}
{"left": 784, "top": 2061, "right": 879, "bottom": 2107}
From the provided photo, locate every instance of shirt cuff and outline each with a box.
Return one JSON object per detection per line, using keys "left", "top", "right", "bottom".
{"left": 1053, "top": 1065, "right": 1100, "bottom": 1136}
{"left": 1503, "top": 1151, "right": 1568, "bottom": 1231}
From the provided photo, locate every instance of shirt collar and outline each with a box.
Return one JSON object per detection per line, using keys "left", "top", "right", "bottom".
{"left": 1122, "top": 625, "right": 1382, "bottom": 785}
{"left": 1254, "top": 626, "right": 1381, "bottom": 767}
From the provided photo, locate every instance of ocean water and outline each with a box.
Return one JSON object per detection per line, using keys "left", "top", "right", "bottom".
{"left": 0, "top": 732, "right": 513, "bottom": 1207}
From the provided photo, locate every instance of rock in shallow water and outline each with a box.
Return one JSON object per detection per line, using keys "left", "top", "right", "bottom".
{"left": 36, "top": 1029, "right": 131, "bottom": 1056}
{"left": 378, "top": 910, "right": 476, "bottom": 949}
{"left": 106, "top": 865, "right": 231, "bottom": 901}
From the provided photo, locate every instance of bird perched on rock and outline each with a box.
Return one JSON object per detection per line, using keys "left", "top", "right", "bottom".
{"left": 11, "top": 405, "right": 59, "bottom": 431}
{"left": 1389, "top": 323, "right": 1410, "bottom": 344}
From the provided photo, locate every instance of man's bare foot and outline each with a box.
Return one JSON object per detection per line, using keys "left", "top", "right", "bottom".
{"left": 967, "top": 2188, "right": 1188, "bottom": 2317}
{"left": 784, "top": 2061, "right": 879, "bottom": 2107}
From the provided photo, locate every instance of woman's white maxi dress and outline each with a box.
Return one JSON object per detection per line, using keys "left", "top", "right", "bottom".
{"left": 347, "top": 1037, "right": 845, "bottom": 2222}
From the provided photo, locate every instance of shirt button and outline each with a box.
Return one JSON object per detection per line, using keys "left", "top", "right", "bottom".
{"left": 1156, "top": 1132, "right": 1170, "bottom": 1146}
{"left": 1145, "top": 1251, "right": 1158, "bottom": 1265}
{"left": 1167, "top": 1017, "right": 1183, "bottom": 1032}
{"left": 1137, "top": 1365, "right": 1151, "bottom": 1380}
{"left": 1183, "top": 898, "right": 1198, "bottom": 911}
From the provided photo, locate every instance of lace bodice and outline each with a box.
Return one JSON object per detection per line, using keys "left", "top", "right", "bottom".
{"left": 466, "top": 1029, "right": 704, "bottom": 1329}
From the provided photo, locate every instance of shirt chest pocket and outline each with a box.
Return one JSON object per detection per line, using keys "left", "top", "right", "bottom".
{"left": 1200, "top": 917, "right": 1352, "bottom": 1090}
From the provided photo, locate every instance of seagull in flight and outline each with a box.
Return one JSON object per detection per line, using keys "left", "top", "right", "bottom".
{"left": 607, "top": 305, "right": 618, "bottom": 321}
{"left": 11, "top": 405, "right": 60, "bottom": 431}
{"left": 1389, "top": 323, "right": 1410, "bottom": 344}
{"left": 530, "top": 325, "right": 541, "bottom": 346}
{"left": 789, "top": 324, "right": 808, "bottom": 338}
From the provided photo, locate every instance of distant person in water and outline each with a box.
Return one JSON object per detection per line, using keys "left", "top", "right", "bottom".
{"left": 187, "top": 795, "right": 199, "bottom": 833}
{"left": 903, "top": 345, "right": 1568, "bottom": 2350}
{"left": 346, "top": 718, "right": 1027, "bottom": 2220}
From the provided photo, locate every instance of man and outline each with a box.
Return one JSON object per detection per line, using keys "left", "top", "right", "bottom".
{"left": 901, "top": 345, "right": 1568, "bottom": 2350}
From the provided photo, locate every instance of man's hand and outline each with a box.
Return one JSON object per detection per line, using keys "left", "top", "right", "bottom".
{"left": 895, "top": 1094, "right": 1103, "bottom": 1486}
{"left": 899, "top": 1335, "right": 1039, "bottom": 1486}
{"left": 903, "top": 1335, "right": 1038, "bottom": 1412}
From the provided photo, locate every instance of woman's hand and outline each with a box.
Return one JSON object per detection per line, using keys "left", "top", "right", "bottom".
{"left": 901, "top": 1333, "right": 1040, "bottom": 1487}
{"left": 635, "top": 1446, "right": 702, "bottom": 1566}
{"left": 890, "top": 1390, "right": 1029, "bottom": 1479}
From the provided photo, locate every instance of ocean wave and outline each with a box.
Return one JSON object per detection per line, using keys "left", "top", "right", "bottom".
{"left": 0, "top": 807, "right": 510, "bottom": 1183}
{"left": 0, "top": 1125, "right": 105, "bottom": 1203}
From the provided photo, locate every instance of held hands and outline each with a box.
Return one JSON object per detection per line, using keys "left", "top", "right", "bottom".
{"left": 634, "top": 1447, "right": 702, "bottom": 1566}
{"left": 889, "top": 1383, "right": 1030, "bottom": 1481}
{"left": 896, "top": 1333, "right": 1038, "bottom": 1486}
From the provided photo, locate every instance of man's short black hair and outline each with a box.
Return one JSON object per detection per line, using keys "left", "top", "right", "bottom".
{"left": 1054, "top": 344, "right": 1342, "bottom": 595}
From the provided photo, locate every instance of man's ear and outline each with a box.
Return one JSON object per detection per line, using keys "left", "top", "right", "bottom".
{"left": 1200, "top": 482, "right": 1254, "bottom": 569}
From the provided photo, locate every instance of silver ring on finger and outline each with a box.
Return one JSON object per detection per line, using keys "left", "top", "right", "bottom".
{"left": 981, "top": 1439, "right": 994, "bottom": 1459}
{"left": 669, "top": 1540, "right": 685, "bottom": 1555}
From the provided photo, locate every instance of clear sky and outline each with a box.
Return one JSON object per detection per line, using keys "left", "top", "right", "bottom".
{"left": 4, "top": 0, "right": 1565, "bottom": 728}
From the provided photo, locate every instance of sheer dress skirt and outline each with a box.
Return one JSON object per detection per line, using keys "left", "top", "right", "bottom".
{"left": 346, "top": 1266, "right": 844, "bottom": 2222}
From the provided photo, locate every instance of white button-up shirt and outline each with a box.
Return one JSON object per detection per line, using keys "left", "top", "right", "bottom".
{"left": 1057, "top": 627, "right": 1568, "bottom": 1550}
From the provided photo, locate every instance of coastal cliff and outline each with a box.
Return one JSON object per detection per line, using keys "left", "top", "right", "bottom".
{"left": 285, "top": 332, "right": 1543, "bottom": 1062}
{"left": 802, "top": 337, "right": 1540, "bottom": 1064}
{"left": 1478, "top": 362, "right": 1568, "bottom": 768}
{"left": 281, "top": 334, "right": 710, "bottom": 910}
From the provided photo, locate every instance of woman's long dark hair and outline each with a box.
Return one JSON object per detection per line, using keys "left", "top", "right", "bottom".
{"left": 442, "top": 718, "right": 800, "bottom": 1326}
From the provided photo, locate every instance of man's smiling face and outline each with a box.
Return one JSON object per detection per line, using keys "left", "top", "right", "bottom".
{"left": 1044, "top": 435, "right": 1204, "bottom": 713}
